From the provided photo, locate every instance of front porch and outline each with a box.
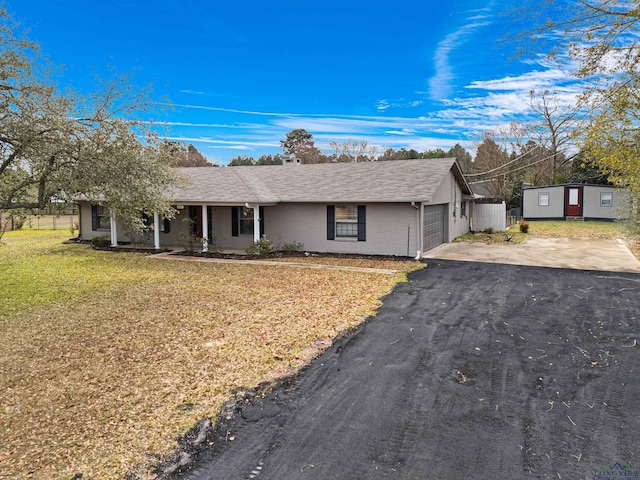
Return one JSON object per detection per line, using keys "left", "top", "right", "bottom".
{"left": 85, "top": 203, "right": 267, "bottom": 252}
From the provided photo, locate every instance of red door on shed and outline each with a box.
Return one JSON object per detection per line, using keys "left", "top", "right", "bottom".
{"left": 566, "top": 187, "right": 581, "bottom": 217}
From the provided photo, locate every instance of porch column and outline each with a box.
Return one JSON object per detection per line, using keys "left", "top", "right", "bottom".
{"left": 109, "top": 209, "right": 118, "bottom": 247}
{"left": 201, "top": 204, "right": 209, "bottom": 252}
{"left": 253, "top": 205, "right": 260, "bottom": 243}
{"left": 153, "top": 212, "right": 161, "bottom": 250}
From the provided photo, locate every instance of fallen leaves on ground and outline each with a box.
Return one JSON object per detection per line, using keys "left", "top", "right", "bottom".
{"left": 0, "top": 232, "right": 419, "bottom": 479}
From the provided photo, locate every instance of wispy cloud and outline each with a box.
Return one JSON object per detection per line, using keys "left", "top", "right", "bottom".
{"left": 157, "top": 121, "right": 250, "bottom": 129}
{"left": 385, "top": 128, "right": 416, "bottom": 136}
{"left": 159, "top": 55, "right": 586, "bottom": 164}
{"left": 176, "top": 90, "right": 227, "bottom": 98}
{"left": 377, "top": 100, "right": 390, "bottom": 112}
{"left": 428, "top": 15, "right": 492, "bottom": 100}
{"left": 376, "top": 99, "right": 423, "bottom": 112}
{"left": 466, "top": 69, "right": 572, "bottom": 92}
{"left": 167, "top": 136, "right": 280, "bottom": 148}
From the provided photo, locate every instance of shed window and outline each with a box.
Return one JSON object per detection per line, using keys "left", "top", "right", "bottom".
{"left": 538, "top": 193, "right": 549, "bottom": 207}
{"left": 461, "top": 201, "right": 466, "bottom": 217}
{"left": 601, "top": 192, "right": 613, "bottom": 207}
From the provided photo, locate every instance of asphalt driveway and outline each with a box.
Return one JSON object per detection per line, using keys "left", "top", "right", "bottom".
{"left": 164, "top": 258, "right": 640, "bottom": 480}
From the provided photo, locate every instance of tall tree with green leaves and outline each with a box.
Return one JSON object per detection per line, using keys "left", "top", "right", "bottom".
{"left": 228, "top": 155, "right": 256, "bottom": 166}
{"left": 256, "top": 153, "right": 284, "bottom": 165}
{"left": 447, "top": 144, "right": 474, "bottom": 173}
{"left": 280, "top": 129, "right": 327, "bottom": 164}
{"left": 0, "top": 7, "right": 178, "bottom": 233}
{"left": 422, "top": 148, "right": 448, "bottom": 159}
{"left": 162, "top": 141, "right": 215, "bottom": 167}
{"left": 469, "top": 134, "right": 519, "bottom": 205}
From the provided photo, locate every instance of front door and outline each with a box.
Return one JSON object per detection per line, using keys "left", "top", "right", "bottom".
{"left": 566, "top": 187, "right": 582, "bottom": 217}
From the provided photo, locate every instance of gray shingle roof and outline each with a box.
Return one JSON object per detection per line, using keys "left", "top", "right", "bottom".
{"left": 173, "top": 158, "right": 471, "bottom": 204}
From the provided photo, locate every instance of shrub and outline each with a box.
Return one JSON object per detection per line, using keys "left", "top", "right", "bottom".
{"left": 519, "top": 220, "right": 530, "bottom": 233}
{"left": 204, "top": 235, "right": 221, "bottom": 254}
{"left": 177, "top": 218, "right": 198, "bottom": 253}
{"left": 246, "top": 235, "right": 274, "bottom": 257}
{"left": 282, "top": 240, "right": 304, "bottom": 252}
{"left": 70, "top": 219, "right": 79, "bottom": 238}
{"left": 91, "top": 235, "right": 109, "bottom": 247}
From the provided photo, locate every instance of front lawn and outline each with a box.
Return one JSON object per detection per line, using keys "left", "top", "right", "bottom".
{"left": 0, "top": 230, "right": 421, "bottom": 479}
{"left": 525, "top": 220, "right": 623, "bottom": 238}
{"left": 455, "top": 220, "right": 628, "bottom": 244}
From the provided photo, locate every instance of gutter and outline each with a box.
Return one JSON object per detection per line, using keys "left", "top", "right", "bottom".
{"left": 411, "top": 202, "right": 421, "bottom": 259}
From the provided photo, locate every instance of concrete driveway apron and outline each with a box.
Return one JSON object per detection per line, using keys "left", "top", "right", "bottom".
{"left": 423, "top": 236, "right": 640, "bottom": 273}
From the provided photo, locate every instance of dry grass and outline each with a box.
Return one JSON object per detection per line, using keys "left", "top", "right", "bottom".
{"left": 454, "top": 229, "right": 527, "bottom": 245}
{"left": 455, "top": 221, "right": 627, "bottom": 245}
{"left": 0, "top": 230, "right": 421, "bottom": 479}
{"left": 526, "top": 220, "right": 622, "bottom": 238}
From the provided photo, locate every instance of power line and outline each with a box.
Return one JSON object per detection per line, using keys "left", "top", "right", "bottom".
{"left": 463, "top": 144, "right": 543, "bottom": 177}
{"left": 468, "top": 152, "right": 579, "bottom": 183}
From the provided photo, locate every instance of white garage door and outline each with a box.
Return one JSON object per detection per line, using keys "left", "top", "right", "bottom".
{"left": 423, "top": 204, "right": 446, "bottom": 251}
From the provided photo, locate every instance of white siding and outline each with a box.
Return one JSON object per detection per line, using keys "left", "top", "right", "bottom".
{"left": 473, "top": 203, "right": 507, "bottom": 231}
{"left": 583, "top": 186, "right": 623, "bottom": 220}
{"left": 523, "top": 186, "right": 565, "bottom": 219}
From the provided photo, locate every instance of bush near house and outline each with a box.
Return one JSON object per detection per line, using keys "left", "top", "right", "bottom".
{"left": 246, "top": 234, "right": 275, "bottom": 257}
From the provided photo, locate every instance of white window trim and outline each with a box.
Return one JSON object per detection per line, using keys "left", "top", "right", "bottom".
{"left": 600, "top": 192, "right": 613, "bottom": 207}
{"left": 538, "top": 192, "right": 550, "bottom": 207}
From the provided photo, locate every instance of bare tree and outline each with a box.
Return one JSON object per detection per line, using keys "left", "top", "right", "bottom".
{"left": 328, "top": 139, "right": 378, "bottom": 162}
{"left": 528, "top": 90, "right": 580, "bottom": 182}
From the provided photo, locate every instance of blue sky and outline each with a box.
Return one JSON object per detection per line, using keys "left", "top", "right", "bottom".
{"left": 8, "top": 0, "right": 581, "bottom": 164}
